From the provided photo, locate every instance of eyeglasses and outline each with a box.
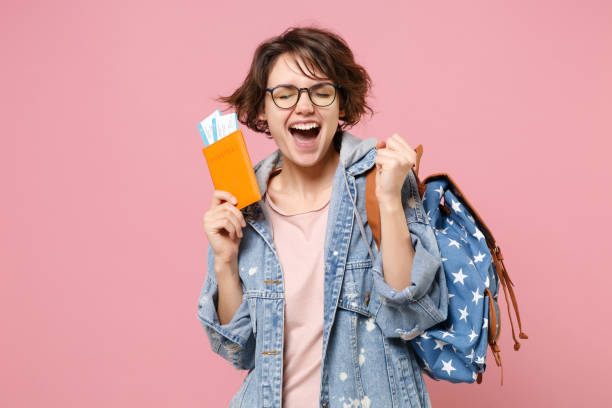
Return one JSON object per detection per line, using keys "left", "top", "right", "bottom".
{"left": 265, "top": 83, "right": 340, "bottom": 109}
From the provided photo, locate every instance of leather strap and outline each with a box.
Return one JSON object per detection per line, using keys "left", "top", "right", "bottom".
{"left": 365, "top": 168, "right": 381, "bottom": 250}
{"left": 414, "top": 144, "right": 423, "bottom": 178}
{"left": 413, "top": 145, "right": 426, "bottom": 198}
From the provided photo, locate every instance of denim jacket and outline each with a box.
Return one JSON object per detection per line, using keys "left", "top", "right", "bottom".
{"left": 197, "top": 132, "right": 448, "bottom": 407}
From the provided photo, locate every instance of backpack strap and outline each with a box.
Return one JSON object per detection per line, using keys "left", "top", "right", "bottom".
{"left": 365, "top": 169, "right": 381, "bottom": 250}
{"left": 365, "top": 144, "right": 425, "bottom": 250}
{"left": 414, "top": 145, "right": 426, "bottom": 198}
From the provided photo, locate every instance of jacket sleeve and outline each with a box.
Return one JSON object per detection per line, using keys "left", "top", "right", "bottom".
{"left": 196, "top": 244, "right": 255, "bottom": 370}
{"left": 367, "top": 171, "right": 448, "bottom": 341}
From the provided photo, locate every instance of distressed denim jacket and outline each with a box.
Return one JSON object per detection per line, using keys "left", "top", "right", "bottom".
{"left": 197, "top": 132, "right": 448, "bottom": 407}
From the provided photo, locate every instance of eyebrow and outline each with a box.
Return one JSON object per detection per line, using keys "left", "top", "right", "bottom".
{"left": 268, "top": 81, "right": 333, "bottom": 88}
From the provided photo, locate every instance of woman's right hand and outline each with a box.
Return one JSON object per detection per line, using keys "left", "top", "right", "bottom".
{"left": 203, "top": 190, "right": 246, "bottom": 265}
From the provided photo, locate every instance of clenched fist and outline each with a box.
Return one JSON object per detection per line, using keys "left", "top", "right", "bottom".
{"left": 374, "top": 133, "right": 417, "bottom": 205}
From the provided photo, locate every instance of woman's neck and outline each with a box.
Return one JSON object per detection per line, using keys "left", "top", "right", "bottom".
{"left": 270, "top": 148, "right": 340, "bottom": 204}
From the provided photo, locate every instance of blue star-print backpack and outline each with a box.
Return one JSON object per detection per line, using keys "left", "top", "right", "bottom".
{"left": 365, "top": 145, "right": 528, "bottom": 385}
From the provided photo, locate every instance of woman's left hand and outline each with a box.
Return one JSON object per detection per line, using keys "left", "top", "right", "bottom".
{"left": 374, "top": 133, "right": 417, "bottom": 205}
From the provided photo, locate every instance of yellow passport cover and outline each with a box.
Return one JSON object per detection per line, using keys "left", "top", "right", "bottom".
{"left": 202, "top": 129, "right": 261, "bottom": 210}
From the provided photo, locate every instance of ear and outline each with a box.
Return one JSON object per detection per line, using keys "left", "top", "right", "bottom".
{"left": 339, "top": 107, "right": 345, "bottom": 119}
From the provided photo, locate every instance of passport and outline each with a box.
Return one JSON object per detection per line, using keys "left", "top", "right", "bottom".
{"left": 202, "top": 128, "right": 261, "bottom": 210}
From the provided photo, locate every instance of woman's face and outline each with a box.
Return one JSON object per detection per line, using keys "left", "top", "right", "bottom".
{"left": 259, "top": 53, "right": 343, "bottom": 169}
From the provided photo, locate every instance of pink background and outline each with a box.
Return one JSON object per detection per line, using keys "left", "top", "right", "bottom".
{"left": 2, "top": 0, "right": 611, "bottom": 406}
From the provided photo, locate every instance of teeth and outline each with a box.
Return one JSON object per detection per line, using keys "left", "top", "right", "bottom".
{"left": 290, "top": 123, "right": 320, "bottom": 130}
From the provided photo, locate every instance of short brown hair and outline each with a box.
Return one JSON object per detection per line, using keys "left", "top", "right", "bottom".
{"left": 218, "top": 27, "right": 373, "bottom": 139}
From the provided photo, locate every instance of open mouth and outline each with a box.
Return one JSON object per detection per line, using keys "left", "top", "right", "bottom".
{"left": 289, "top": 123, "right": 321, "bottom": 146}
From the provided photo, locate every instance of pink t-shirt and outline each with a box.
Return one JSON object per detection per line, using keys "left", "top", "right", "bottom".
{"left": 264, "top": 190, "right": 329, "bottom": 408}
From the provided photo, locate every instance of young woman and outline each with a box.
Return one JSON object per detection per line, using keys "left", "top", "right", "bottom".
{"left": 197, "top": 27, "right": 447, "bottom": 408}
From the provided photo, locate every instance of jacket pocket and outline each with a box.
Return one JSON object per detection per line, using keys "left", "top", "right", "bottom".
{"left": 337, "top": 260, "right": 373, "bottom": 317}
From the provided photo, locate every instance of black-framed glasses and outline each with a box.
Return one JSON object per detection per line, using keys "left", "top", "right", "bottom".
{"left": 265, "top": 83, "right": 340, "bottom": 109}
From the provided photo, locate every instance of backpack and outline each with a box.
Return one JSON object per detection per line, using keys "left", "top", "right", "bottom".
{"left": 365, "top": 145, "right": 527, "bottom": 385}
